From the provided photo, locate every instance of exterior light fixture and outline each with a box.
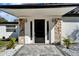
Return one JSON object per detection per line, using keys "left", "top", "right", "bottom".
{"left": 26, "top": 19, "right": 27, "bottom": 22}
{"left": 52, "top": 18, "right": 54, "bottom": 22}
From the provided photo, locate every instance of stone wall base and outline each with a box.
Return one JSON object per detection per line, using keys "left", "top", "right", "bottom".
{"left": 54, "top": 18, "right": 61, "bottom": 44}
{"left": 18, "top": 36, "right": 25, "bottom": 44}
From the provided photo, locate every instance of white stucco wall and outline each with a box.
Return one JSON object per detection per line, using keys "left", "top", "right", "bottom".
{"left": 25, "top": 16, "right": 55, "bottom": 44}
{"left": 0, "top": 24, "right": 19, "bottom": 40}
{"left": 61, "top": 17, "right": 79, "bottom": 43}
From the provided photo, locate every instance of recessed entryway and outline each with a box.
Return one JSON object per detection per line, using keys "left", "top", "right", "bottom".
{"left": 34, "top": 20, "right": 45, "bottom": 43}
{"left": 25, "top": 17, "right": 55, "bottom": 44}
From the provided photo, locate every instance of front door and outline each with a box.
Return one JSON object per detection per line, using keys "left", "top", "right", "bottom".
{"left": 34, "top": 20, "right": 45, "bottom": 43}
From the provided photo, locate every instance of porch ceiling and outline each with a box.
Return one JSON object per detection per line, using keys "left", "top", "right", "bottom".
{"left": 0, "top": 7, "right": 76, "bottom": 17}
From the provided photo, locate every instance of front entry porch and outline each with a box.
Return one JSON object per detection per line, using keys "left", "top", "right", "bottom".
{"left": 0, "top": 7, "right": 75, "bottom": 45}
{"left": 25, "top": 17, "right": 52, "bottom": 44}
{"left": 19, "top": 17, "right": 61, "bottom": 44}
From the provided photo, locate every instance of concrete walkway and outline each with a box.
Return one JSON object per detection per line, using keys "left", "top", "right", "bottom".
{"left": 15, "top": 45, "right": 64, "bottom": 56}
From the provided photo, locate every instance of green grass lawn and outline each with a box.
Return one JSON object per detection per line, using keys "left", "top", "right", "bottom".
{"left": 0, "top": 38, "right": 17, "bottom": 49}
{"left": 0, "top": 41, "right": 9, "bottom": 47}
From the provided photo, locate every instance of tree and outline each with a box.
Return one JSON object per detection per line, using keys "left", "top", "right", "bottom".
{"left": 0, "top": 17, "right": 8, "bottom": 22}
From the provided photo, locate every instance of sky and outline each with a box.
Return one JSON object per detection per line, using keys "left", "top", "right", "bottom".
{"left": 0, "top": 3, "right": 18, "bottom": 22}
{"left": 0, "top": 11, "right": 17, "bottom": 22}
{"left": 0, "top": 3, "right": 22, "bottom": 5}
{"left": 0, "top": 0, "right": 78, "bottom": 3}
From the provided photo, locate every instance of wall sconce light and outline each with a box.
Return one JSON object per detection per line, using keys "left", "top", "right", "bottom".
{"left": 26, "top": 19, "right": 27, "bottom": 22}
{"left": 52, "top": 18, "right": 55, "bottom": 22}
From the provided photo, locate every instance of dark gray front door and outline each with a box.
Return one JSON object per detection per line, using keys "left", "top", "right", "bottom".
{"left": 34, "top": 20, "right": 45, "bottom": 43}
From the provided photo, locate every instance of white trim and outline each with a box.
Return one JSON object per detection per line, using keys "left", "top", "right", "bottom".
{"left": 45, "top": 20, "right": 50, "bottom": 44}
{"left": 32, "top": 19, "right": 34, "bottom": 44}
{"left": 45, "top": 20, "right": 47, "bottom": 44}
{"left": 25, "top": 16, "right": 55, "bottom": 44}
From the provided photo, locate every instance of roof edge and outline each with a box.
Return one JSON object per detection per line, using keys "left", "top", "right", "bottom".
{"left": 0, "top": 3, "right": 79, "bottom": 9}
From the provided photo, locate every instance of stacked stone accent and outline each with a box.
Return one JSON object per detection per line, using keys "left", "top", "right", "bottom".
{"left": 18, "top": 18, "right": 25, "bottom": 44}
{"left": 54, "top": 18, "right": 61, "bottom": 44}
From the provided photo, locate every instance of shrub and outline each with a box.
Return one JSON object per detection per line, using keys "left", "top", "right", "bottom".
{"left": 63, "top": 38, "right": 71, "bottom": 49}
{"left": 10, "top": 38, "right": 16, "bottom": 44}
{"left": 6, "top": 38, "right": 16, "bottom": 49}
{"left": 6, "top": 41, "right": 13, "bottom": 49}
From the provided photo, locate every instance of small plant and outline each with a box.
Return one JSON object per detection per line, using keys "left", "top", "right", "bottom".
{"left": 63, "top": 37, "right": 71, "bottom": 49}
{"left": 6, "top": 38, "right": 16, "bottom": 49}
{"left": 10, "top": 38, "right": 16, "bottom": 49}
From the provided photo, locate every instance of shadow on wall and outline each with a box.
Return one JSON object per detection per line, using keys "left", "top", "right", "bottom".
{"left": 7, "top": 26, "right": 19, "bottom": 41}
{"left": 68, "top": 28, "right": 79, "bottom": 41}
{"left": 62, "top": 17, "right": 79, "bottom": 42}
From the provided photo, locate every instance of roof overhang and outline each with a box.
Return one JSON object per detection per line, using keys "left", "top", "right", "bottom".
{"left": 0, "top": 7, "right": 76, "bottom": 17}
{"left": 63, "top": 7, "right": 79, "bottom": 17}
{"left": 0, "top": 3, "right": 78, "bottom": 17}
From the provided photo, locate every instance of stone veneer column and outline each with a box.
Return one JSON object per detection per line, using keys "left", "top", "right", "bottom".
{"left": 18, "top": 18, "right": 25, "bottom": 44}
{"left": 54, "top": 18, "right": 61, "bottom": 44}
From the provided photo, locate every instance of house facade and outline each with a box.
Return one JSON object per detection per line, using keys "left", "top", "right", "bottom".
{"left": 0, "top": 22, "right": 18, "bottom": 40}
{"left": 0, "top": 3, "right": 79, "bottom": 44}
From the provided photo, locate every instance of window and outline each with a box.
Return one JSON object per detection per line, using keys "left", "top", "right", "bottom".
{"left": 6, "top": 29, "right": 16, "bottom": 32}
{"left": 6, "top": 25, "right": 15, "bottom": 27}
{"left": 47, "top": 21, "right": 49, "bottom": 40}
{"left": 30, "top": 21, "right": 32, "bottom": 40}
{"left": 6, "top": 25, "right": 16, "bottom": 32}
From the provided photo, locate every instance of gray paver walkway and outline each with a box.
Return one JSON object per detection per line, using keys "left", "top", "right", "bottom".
{"left": 15, "top": 45, "right": 64, "bottom": 56}
{"left": 57, "top": 43, "right": 79, "bottom": 56}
